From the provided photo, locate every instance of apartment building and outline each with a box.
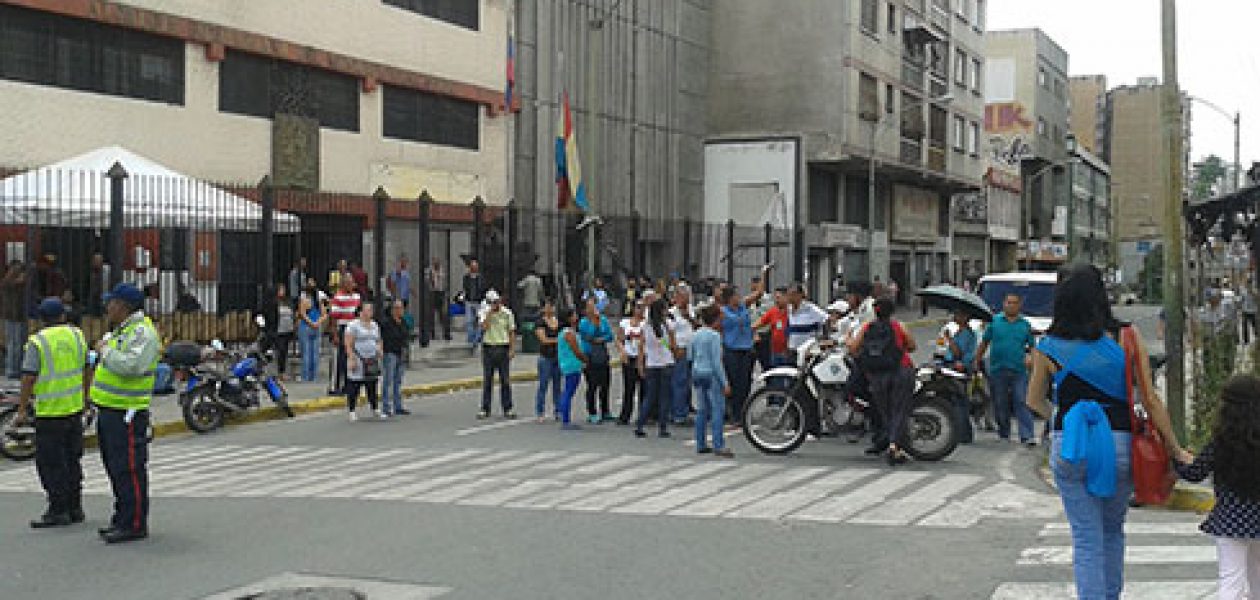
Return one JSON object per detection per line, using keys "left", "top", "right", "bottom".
{"left": 1069, "top": 74, "right": 1107, "bottom": 155}
{"left": 709, "top": 0, "right": 987, "bottom": 300}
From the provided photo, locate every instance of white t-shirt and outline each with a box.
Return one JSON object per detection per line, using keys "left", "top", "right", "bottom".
{"left": 620, "top": 318, "right": 643, "bottom": 357}
{"left": 787, "top": 301, "right": 828, "bottom": 350}
{"left": 669, "top": 305, "right": 695, "bottom": 349}
{"left": 641, "top": 320, "right": 676, "bottom": 368}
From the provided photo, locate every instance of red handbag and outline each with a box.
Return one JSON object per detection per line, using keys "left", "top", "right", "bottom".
{"left": 1121, "top": 326, "right": 1176, "bottom": 505}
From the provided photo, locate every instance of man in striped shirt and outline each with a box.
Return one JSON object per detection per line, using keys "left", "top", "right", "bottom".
{"left": 327, "top": 278, "right": 361, "bottom": 395}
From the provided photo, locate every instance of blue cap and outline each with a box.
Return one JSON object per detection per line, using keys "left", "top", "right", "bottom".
{"left": 37, "top": 297, "right": 65, "bottom": 319}
{"left": 103, "top": 283, "right": 144, "bottom": 307}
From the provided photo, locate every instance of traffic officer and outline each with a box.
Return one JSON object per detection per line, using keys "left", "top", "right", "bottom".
{"left": 15, "top": 297, "right": 89, "bottom": 529}
{"left": 92, "top": 283, "right": 160, "bottom": 544}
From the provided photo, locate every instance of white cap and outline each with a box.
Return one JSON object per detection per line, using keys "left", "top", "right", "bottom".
{"left": 827, "top": 300, "right": 851, "bottom": 314}
{"left": 485, "top": 289, "right": 501, "bottom": 303}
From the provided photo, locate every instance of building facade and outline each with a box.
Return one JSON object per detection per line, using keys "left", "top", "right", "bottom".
{"left": 983, "top": 28, "right": 1070, "bottom": 271}
{"left": 708, "top": 0, "right": 987, "bottom": 301}
{"left": 1068, "top": 74, "right": 1108, "bottom": 156}
{"left": 1104, "top": 79, "right": 1192, "bottom": 284}
{"left": 1067, "top": 139, "right": 1111, "bottom": 267}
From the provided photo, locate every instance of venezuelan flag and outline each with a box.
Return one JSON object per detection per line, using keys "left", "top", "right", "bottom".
{"left": 555, "top": 91, "right": 589, "bottom": 211}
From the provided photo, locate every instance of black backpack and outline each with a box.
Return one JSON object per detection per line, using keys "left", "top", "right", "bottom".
{"left": 860, "top": 320, "right": 902, "bottom": 373}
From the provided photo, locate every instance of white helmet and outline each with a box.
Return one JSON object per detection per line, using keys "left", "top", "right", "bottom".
{"left": 827, "top": 299, "right": 851, "bottom": 315}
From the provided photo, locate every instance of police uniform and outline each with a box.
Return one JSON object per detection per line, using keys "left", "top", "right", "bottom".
{"left": 92, "top": 297, "right": 160, "bottom": 542}
{"left": 22, "top": 318, "right": 88, "bottom": 528}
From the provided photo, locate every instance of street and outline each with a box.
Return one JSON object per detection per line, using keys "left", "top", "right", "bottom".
{"left": 0, "top": 312, "right": 1212, "bottom": 599}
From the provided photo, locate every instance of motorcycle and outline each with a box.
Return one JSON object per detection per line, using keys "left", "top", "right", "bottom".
{"left": 177, "top": 317, "right": 294, "bottom": 434}
{"left": 741, "top": 336, "right": 959, "bottom": 461}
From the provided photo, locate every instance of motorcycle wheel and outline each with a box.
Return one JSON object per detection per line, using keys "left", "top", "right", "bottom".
{"left": 742, "top": 386, "right": 807, "bottom": 455}
{"left": 0, "top": 406, "right": 35, "bottom": 461}
{"left": 181, "top": 389, "right": 226, "bottom": 434}
{"left": 903, "top": 396, "right": 958, "bottom": 462}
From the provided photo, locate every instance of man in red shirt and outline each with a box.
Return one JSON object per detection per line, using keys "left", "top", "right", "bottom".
{"left": 753, "top": 287, "right": 791, "bottom": 367}
{"left": 327, "top": 278, "right": 361, "bottom": 394}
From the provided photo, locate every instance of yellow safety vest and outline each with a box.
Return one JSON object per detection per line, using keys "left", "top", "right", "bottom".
{"left": 30, "top": 325, "right": 87, "bottom": 418}
{"left": 90, "top": 316, "right": 158, "bottom": 410}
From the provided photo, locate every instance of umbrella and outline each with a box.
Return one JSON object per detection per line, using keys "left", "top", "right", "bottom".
{"left": 915, "top": 285, "right": 993, "bottom": 321}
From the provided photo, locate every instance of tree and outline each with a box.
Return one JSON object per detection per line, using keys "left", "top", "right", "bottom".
{"left": 1192, "top": 154, "right": 1227, "bottom": 200}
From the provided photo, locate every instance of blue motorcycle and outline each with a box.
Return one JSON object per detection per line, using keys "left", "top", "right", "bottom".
{"left": 175, "top": 319, "right": 294, "bottom": 434}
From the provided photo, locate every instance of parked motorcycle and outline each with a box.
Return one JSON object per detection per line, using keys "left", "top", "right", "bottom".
{"left": 741, "top": 337, "right": 959, "bottom": 461}
{"left": 0, "top": 384, "right": 97, "bottom": 461}
{"left": 177, "top": 317, "right": 294, "bottom": 434}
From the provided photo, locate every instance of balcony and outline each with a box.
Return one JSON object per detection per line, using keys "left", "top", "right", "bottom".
{"left": 927, "top": 145, "right": 947, "bottom": 173}
{"left": 903, "top": 10, "right": 945, "bottom": 45}
{"left": 900, "top": 138, "right": 923, "bottom": 166}
{"left": 902, "top": 60, "right": 925, "bottom": 92}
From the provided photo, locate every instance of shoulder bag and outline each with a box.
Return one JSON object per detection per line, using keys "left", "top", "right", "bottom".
{"left": 1121, "top": 326, "right": 1175, "bottom": 505}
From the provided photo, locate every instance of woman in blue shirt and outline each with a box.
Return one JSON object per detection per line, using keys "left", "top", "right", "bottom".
{"left": 556, "top": 308, "right": 587, "bottom": 430}
{"left": 1026, "top": 263, "right": 1184, "bottom": 600}
{"left": 943, "top": 309, "right": 978, "bottom": 443}
{"left": 579, "top": 299, "right": 615, "bottom": 424}
{"left": 690, "top": 305, "right": 732, "bottom": 457}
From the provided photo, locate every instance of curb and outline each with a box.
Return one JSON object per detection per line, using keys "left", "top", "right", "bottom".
{"left": 1038, "top": 461, "right": 1214, "bottom": 514}
{"left": 82, "top": 370, "right": 540, "bottom": 446}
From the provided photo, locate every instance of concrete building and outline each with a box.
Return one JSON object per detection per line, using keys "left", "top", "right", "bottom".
{"left": 511, "top": 0, "right": 710, "bottom": 281}
{"left": 1069, "top": 74, "right": 1107, "bottom": 155}
{"left": 983, "top": 28, "right": 1070, "bottom": 271}
{"left": 1067, "top": 138, "right": 1111, "bottom": 267}
{"left": 708, "top": 0, "right": 987, "bottom": 301}
{"left": 1104, "top": 78, "right": 1192, "bottom": 284}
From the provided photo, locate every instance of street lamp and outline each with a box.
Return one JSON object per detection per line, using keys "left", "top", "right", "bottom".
{"left": 1187, "top": 95, "right": 1241, "bottom": 193}
{"left": 867, "top": 92, "right": 952, "bottom": 284}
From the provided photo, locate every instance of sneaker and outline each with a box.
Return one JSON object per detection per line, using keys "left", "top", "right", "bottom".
{"left": 715, "top": 448, "right": 734, "bottom": 459}
{"left": 477, "top": 410, "right": 491, "bottom": 420}
{"left": 348, "top": 411, "right": 358, "bottom": 422}
{"left": 658, "top": 430, "right": 671, "bottom": 439}
{"left": 634, "top": 430, "right": 647, "bottom": 438}
{"left": 561, "top": 423, "right": 582, "bottom": 431}
{"left": 395, "top": 408, "right": 411, "bottom": 416}
{"left": 504, "top": 411, "right": 518, "bottom": 420}
{"left": 600, "top": 413, "right": 616, "bottom": 423}
{"left": 587, "top": 415, "right": 600, "bottom": 425}
{"left": 536, "top": 415, "right": 547, "bottom": 423}
{"left": 696, "top": 447, "right": 713, "bottom": 454}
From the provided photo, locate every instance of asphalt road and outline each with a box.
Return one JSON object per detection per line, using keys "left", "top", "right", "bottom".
{"left": 0, "top": 307, "right": 1213, "bottom": 600}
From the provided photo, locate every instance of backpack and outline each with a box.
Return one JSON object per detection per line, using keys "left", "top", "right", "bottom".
{"left": 860, "top": 320, "right": 902, "bottom": 373}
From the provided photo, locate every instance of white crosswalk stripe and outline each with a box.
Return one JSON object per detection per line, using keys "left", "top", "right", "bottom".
{"left": 991, "top": 517, "right": 1217, "bottom": 599}
{"left": 0, "top": 443, "right": 1062, "bottom": 529}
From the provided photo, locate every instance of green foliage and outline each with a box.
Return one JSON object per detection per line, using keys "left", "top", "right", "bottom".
{"left": 1139, "top": 245, "right": 1163, "bottom": 303}
{"left": 1192, "top": 333, "right": 1234, "bottom": 447}
{"left": 1192, "top": 155, "right": 1227, "bottom": 200}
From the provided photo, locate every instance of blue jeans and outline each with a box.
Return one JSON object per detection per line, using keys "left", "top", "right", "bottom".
{"left": 4, "top": 319, "right": 27, "bottom": 379}
{"left": 639, "top": 365, "right": 674, "bottom": 434}
{"left": 693, "top": 376, "right": 726, "bottom": 450}
{"left": 381, "top": 352, "right": 404, "bottom": 414}
{"left": 535, "top": 356, "right": 562, "bottom": 417}
{"left": 465, "top": 302, "right": 482, "bottom": 345}
{"left": 1051, "top": 431, "right": 1134, "bottom": 600}
{"left": 671, "top": 358, "right": 692, "bottom": 422}
{"left": 558, "top": 372, "right": 581, "bottom": 424}
{"left": 989, "top": 369, "right": 1034, "bottom": 442}
{"left": 298, "top": 326, "right": 320, "bottom": 382}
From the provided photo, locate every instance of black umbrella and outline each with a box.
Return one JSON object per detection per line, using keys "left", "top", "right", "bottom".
{"left": 915, "top": 285, "right": 993, "bottom": 321}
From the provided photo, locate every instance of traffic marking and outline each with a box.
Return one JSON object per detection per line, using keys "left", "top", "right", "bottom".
{"left": 787, "top": 472, "right": 929, "bottom": 523}
{"left": 454, "top": 419, "right": 534, "bottom": 436}
{"left": 990, "top": 581, "right": 1215, "bottom": 600}
{"left": 1016, "top": 545, "right": 1216, "bottom": 566}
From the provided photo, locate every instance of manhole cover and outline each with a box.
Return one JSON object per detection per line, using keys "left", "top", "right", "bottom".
{"left": 237, "top": 588, "right": 365, "bottom": 600}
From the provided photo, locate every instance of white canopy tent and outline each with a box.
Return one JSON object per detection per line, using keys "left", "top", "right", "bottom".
{"left": 0, "top": 146, "right": 300, "bottom": 232}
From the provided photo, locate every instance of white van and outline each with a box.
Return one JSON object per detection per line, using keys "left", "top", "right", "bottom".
{"left": 975, "top": 272, "right": 1057, "bottom": 333}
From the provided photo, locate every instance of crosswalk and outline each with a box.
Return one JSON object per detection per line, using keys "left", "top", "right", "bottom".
{"left": 0, "top": 442, "right": 1064, "bottom": 529}
{"left": 990, "top": 518, "right": 1218, "bottom": 599}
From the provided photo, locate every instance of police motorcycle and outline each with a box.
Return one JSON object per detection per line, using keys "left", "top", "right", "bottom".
{"left": 176, "top": 316, "right": 294, "bottom": 433}
{"left": 741, "top": 309, "right": 959, "bottom": 461}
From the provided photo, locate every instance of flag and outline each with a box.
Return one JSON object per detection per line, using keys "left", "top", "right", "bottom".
{"left": 555, "top": 91, "right": 589, "bottom": 211}
{"left": 504, "top": 33, "right": 515, "bottom": 108}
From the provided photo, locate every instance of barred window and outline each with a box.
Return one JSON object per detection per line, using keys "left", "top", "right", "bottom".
{"left": 0, "top": 4, "right": 184, "bottom": 104}
{"left": 383, "top": 0, "right": 479, "bottom": 30}
{"left": 219, "top": 50, "right": 360, "bottom": 132}
{"left": 859, "top": 72, "right": 879, "bottom": 121}
{"left": 860, "top": 0, "right": 879, "bottom": 33}
{"left": 383, "top": 85, "right": 480, "bottom": 150}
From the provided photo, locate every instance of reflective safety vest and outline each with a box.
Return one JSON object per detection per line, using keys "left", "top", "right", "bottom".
{"left": 30, "top": 325, "right": 87, "bottom": 418}
{"left": 90, "top": 316, "right": 158, "bottom": 410}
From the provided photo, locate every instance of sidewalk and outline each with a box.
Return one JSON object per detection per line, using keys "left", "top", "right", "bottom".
{"left": 140, "top": 339, "right": 539, "bottom": 440}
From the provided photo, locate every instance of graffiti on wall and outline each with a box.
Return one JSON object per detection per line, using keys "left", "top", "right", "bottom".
{"left": 985, "top": 102, "right": 1034, "bottom": 167}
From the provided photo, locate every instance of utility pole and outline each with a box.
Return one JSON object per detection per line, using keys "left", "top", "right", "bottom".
{"left": 1161, "top": 0, "right": 1187, "bottom": 441}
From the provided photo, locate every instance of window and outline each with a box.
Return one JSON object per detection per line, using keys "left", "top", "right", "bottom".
{"left": 809, "top": 167, "right": 839, "bottom": 225}
{"left": 888, "top": 3, "right": 897, "bottom": 35}
{"left": 970, "top": 58, "right": 982, "bottom": 91}
{"left": 860, "top": 0, "right": 879, "bottom": 34}
{"left": 382, "top": 0, "right": 479, "bottom": 30}
{"left": 953, "top": 115, "right": 966, "bottom": 151}
{"left": 0, "top": 4, "right": 184, "bottom": 104}
{"left": 885, "top": 83, "right": 896, "bottom": 114}
{"left": 1053, "top": 78, "right": 1066, "bottom": 100}
{"left": 383, "top": 85, "right": 480, "bottom": 150}
{"left": 1038, "top": 68, "right": 1048, "bottom": 88}
{"left": 859, "top": 72, "right": 879, "bottom": 121}
{"left": 968, "top": 121, "right": 979, "bottom": 155}
{"left": 954, "top": 50, "right": 968, "bottom": 86}
{"left": 976, "top": 0, "right": 986, "bottom": 29}
{"left": 1037, "top": 117, "right": 1047, "bottom": 137}
{"left": 220, "top": 50, "right": 360, "bottom": 132}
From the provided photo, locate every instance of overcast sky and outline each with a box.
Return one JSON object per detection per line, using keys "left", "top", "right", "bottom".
{"left": 987, "top": 0, "right": 1258, "bottom": 173}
